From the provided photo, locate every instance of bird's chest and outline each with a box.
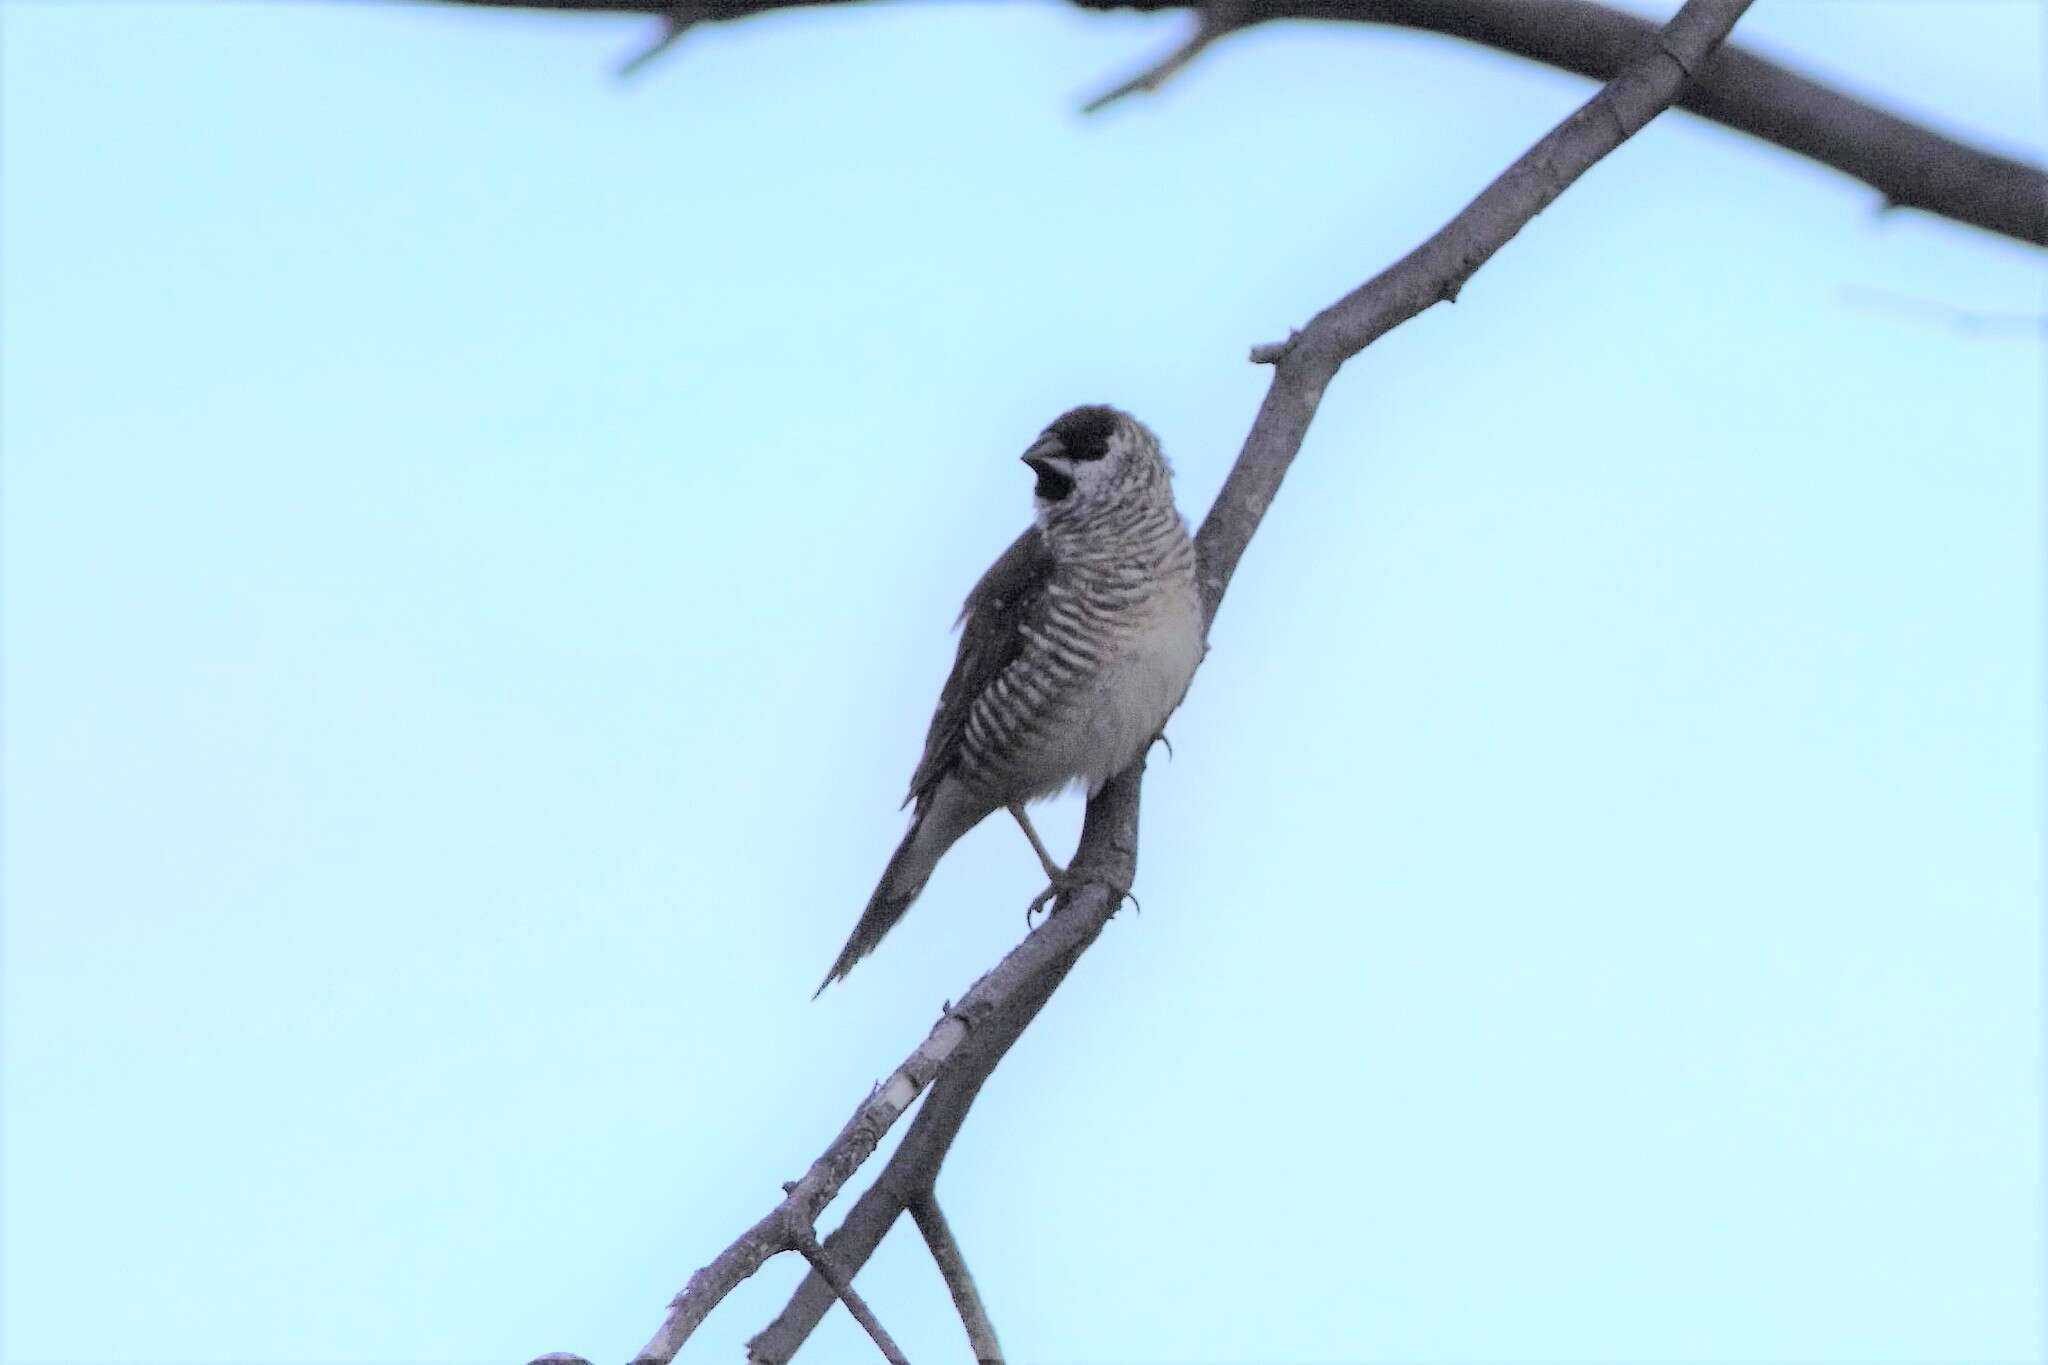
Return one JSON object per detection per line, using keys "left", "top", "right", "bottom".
{"left": 1058, "top": 576, "right": 1205, "bottom": 795}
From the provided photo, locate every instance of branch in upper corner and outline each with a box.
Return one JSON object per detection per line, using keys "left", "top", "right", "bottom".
{"left": 420, "top": 0, "right": 2044, "bottom": 248}
{"left": 907, "top": 1192, "right": 1005, "bottom": 1364}
{"left": 1250, "top": 0, "right": 1755, "bottom": 372}
{"left": 1081, "top": 0, "right": 1244, "bottom": 114}
{"left": 791, "top": 1226, "right": 912, "bottom": 1365}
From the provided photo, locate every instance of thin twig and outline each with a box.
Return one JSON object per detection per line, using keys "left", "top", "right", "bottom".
{"left": 615, "top": 4, "right": 701, "bottom": 79}
{"left": 907, "top": 1192, "right": 1004, "bottom": 1364}
{"left": 1081, "top": 0, "right": 1244, "bottom": 114}
{"left": 1841, "top": 284, "right": 2047, "bottom": 337}
{"left": 791, "top": 1226, "right": 913, "bottom": 1365}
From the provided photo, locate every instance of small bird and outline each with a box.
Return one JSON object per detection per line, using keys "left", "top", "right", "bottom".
{"left": 817, "top": 405, "right": 1205, "bottom": 994}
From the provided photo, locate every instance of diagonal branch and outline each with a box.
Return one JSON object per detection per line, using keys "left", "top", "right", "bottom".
{"left": 744, "top": 777, "right": 1141, "bottom": 1363}
{"left": 613, "top": 814, "right": 1137, "bottom": 1364}
{"left": 416, "top": 0, "right": 2044, "bottom": 248}
{"left": 907, "top": 1192, "right": 1005, "bottom": 1364}
{"left": 790, "top": 1226, "right": 912, "bottom": 1364}
{"left": 638, "top": 1, "right": 1763, "bottom": 1362}
{"left": 532, "top": 0, "right": 1756, "bottom": 1358}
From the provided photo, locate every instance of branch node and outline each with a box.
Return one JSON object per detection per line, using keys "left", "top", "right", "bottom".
{"left": 1656, "top": 36, "right": 1698, "bottom": 80}
{"left": 1081, "top": 0, "right": 1247, "bottom": 115}
{"left": 1248, "top": 328, "right": 1301, "bottom": 365}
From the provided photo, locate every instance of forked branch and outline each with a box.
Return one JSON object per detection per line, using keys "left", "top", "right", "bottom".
{"left": 907, "top": 1193, "right": 1004, "bottom": 1364}
{"left": 789, "top": 1227, "right": 910, "bottom": 1364}
{"left": 529, "top": 0, "right": 1754, "bottom": 1360}
{"left": 1080, "top": 0, "right": 1246, "bottom": 113}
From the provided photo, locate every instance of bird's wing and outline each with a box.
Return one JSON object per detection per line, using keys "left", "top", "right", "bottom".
{"left": 905, "top": 526, "right": 1055, "bottom": 810}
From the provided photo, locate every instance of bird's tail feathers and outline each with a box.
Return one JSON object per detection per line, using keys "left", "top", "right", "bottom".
{"left": 815, "top": 797, "right": 967, "bottom": 996}
{"left": 811, "top": 785, "right": 987, "bottom": 998}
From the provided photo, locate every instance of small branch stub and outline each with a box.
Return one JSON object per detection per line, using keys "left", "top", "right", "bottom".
{"left": 1248, "top": 331, "right": 1297, "bottom": 365}
{"left": 617, "top": 5, "right": 700, "bottom": 78}
{"left": 1082, "top": 0, "right": 1246, "bottom": 114}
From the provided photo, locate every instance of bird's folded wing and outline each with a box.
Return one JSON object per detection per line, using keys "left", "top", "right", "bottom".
{"left": 905, "top": 525, "right": 1054, "bottom": 809}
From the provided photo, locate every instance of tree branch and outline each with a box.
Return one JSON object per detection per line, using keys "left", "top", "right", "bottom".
{"left": 907, "top": 1192, "right": 1004, "bottom": 1364}
{"left": 606, "top": 785, "right": 1140, "bottom": 1364}
{"left": 1080, "top": 0, "right": 1245, "bottom": 114}
{"left": 789, "top": 1227, "right": 912, "bottom": 1364}
{"left": 743, "top": 772, "right": 1142, "bottom": 1363}
{"left": 525, "top": 2, "right": 1768, "bottom": 1362}
{"left": 416, "top": 0, "right": 2043, "bottom": 248}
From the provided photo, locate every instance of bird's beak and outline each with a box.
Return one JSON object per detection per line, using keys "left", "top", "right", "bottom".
{"left": 1019, "top": 432, "right": 1069, "bottom": 478}
{"left": 1021, "top": 433, "right": 1076, "bottom": 502}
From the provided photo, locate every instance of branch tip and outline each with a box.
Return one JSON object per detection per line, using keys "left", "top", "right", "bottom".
{"left": 909, "top": 1193, "right": 1005, "bottom": 1363}
{"left": 1081, "top": 0, "right": 1246, "bottom": 114}
{"left": 617, "top": 7, "right": 700, "bottom": 79}
{"left": 1249, "top": 335, "right": 1294, "bottom": 365}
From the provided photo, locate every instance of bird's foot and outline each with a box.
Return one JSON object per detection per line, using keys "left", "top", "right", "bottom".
{"left": 1024, "top": 875, "right": 1072, "bottom": 925}
{"left": 1024, "top": 871, "right": 1137, "bottom": 924}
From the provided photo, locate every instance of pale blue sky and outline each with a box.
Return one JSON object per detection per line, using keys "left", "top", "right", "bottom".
{"left": 2, "top": 2, "right": 2041, "bottom": 1362}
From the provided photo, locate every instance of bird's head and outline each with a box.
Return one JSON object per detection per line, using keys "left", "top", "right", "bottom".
{"left": 1020, "top": 404, "right": 1172, "bottom": 521}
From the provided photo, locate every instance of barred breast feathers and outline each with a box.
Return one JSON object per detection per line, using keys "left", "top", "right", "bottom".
{"left": 954, "top": 493, "right": 1200, "bottom": 802}
{"left": 819, "top": 404, "right": 1203, "bottom": 992}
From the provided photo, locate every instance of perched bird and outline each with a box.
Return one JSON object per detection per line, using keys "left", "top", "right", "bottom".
{"left": 817, "top": 405, "right": 1205, "bottom": 994}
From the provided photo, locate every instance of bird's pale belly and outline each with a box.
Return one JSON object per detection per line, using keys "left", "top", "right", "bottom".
{"left": 1022, "top": 583, "right": 1204, "bottom": 800}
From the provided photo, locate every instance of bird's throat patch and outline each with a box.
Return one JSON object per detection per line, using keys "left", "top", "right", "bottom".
{"left": 1033, "top": 467, "right": 1075, "bottom": 502}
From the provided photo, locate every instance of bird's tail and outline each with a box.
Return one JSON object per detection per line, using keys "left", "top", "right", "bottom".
{"left": 816, "top": 787, "right": 978, "bottom": 996}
